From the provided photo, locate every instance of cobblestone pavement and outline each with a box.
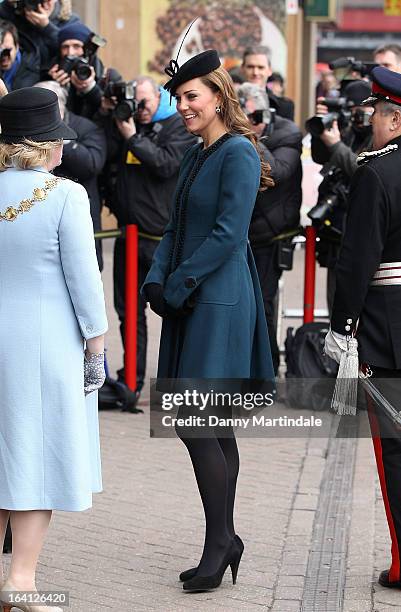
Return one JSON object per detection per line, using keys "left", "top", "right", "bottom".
{"left": 2, "top": 236, "right": 396, "bottom": 612}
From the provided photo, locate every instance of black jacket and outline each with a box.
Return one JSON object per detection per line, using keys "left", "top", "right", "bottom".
{"left": 110, "top": 113, "right": 197, "bottom": 236}
{"left": 268, "top": 91, "right": 295, "bottom": 121}
{"left": 0, "top": 31, "right": 40, "bottom": 90}
{"left": 249, "top": 116, "right": 303, "bottom": 247}
{"left": 66, "top": 62, "right": 121, "bottom": 120}
{"left": 0, "top": 1, "right": 79, "bottom": 73}
{"left": 54, "top": 111, "right": 106, "bottom": 267}
{"left": 331, "top": 135, "right": 401, "bottom": 369}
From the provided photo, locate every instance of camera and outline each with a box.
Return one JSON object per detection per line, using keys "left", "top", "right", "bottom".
{"left": 10, "top": 0, "right": 41, "bottom": 12}
{"left": 352, "top": 108, "right": 373, "bottom": 128}
{"left": 0, "top": 48, "right": 11, "bottom": 61}
{"left": 305, "top": 97, "right": 352, "bottom": 137}
{"left": 247, "top": 109, "right": 270, "bottom": 125}
{"left": 59, "top": 32, "right": 107, "bottom": 82}
{"left": 329, "top": 57, "right": 377, "bottom": 82}
{"left": 308, "top": 167, "right": 349, "bottom": 232}
{"left": 103, "top": 80, "right": 144, "bottom": 121}
{"left": 59, "top": 55, "right": 92, "bottom": 81}
{"left": 308, "top": 166, "right": 349, "bottom": 267}
{"left": 238, "top": 93, "right": 277, "bottom": 138}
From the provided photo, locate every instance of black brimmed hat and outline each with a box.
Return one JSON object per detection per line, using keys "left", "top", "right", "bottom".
{"left": 164, "top": 50, "right": 221, "bottom": 96}
{"left": 0, "top": 87, "right": 77, "bottom": 143}
{"left": 343, "top": 80, "right": 372, "bottom": 107}
{"left": 361, "top": 66, "right": 401, "bottom": 107}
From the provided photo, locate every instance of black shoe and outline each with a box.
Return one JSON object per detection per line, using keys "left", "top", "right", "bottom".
{"left": 378, "top": 569, "right": 401, "bottom": 588}
{"left": 179, "top": 534, "right": 243, "bottom": 582}
{"left": 182, "top": 538, "right": 243, "bottom": 592}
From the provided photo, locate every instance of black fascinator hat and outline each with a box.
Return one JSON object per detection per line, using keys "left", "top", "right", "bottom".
{"left": 163, "top": 19, "right": 221, "bottom": 96}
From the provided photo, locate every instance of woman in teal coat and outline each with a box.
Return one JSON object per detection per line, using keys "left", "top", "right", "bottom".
{"left": 143, "top": 50, "right": 274, "bottom": 592}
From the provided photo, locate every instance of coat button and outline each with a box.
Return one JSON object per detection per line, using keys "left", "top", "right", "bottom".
{"left": 86, "top": 324, "right": 93, "bottom": 333}
{"left": 184, "top": 277, "right": 197, "bottom": 289}
{"left": 347, "top": 318, "right": 352, "bottom": 324}
{"left": 345, "top": 325, "right": 351, "bottom": 332}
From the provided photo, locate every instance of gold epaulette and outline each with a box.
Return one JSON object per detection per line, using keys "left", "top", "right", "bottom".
{"left": 357, "top": 143, "right": 398, "bottom": 166}
{"left": 0, "top": 176, "right": 64, "bottom": 222}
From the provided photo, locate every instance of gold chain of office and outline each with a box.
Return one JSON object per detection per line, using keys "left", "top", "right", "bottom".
{"left": 0, "top": 177, "right": 63, "bottom": 222}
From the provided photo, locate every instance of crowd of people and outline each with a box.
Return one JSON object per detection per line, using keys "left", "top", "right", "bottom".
{"left": 1, "top": 0, "right": 400, "bottom": 396}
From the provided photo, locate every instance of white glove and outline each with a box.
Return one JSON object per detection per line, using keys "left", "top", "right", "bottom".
{"left": 324, "top": 330, "right": 348, "bottom": 364}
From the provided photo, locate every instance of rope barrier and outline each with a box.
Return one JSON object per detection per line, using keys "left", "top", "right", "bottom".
{"left": 94, "top": 228, "right": 162, "bottom": 241}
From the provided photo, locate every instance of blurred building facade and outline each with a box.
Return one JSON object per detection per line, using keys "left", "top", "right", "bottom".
{"left": 318, "top": 0, "right": 401, "bottom": 63}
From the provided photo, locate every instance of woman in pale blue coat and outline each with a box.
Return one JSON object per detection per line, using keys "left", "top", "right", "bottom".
{"left": 0, "top": 88, "right": 108, "bottom": 612}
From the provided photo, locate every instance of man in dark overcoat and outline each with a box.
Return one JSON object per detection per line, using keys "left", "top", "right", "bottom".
{"left": 237, "top": 81, "right": 302, "bottom": 374}
{"left": 325, "top": 66, "right": 401, "bottom": 589}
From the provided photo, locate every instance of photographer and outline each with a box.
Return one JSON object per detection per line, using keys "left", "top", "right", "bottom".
{"left": 0, "top": 0, "right": 79, "bottom": 72}
{"left": 312, "top": 80, "right": 374, "bottom": 177}
{"left": 48, "top": 22, "right": 119, "bottom": 119}
{"left": 241, "top": 45, "right": 295, "bottom": 120}
{"left": 238, "top": 82, "right": 302, "bottom": 374}
{"left": 99, "top": 76, "right": 196, "bottom": 395}
{"left": 0, "top": 20, "right": 40, "bottom": 89}
{"left": 309, "top": 79, "right": 374, "bottom": 311}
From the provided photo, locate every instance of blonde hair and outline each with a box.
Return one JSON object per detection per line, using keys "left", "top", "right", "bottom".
{"left": 0, "top": 138, "right": 62, "bottom": 171}
{"left": 200, "top": 67, "right": 274, "bottom": 191}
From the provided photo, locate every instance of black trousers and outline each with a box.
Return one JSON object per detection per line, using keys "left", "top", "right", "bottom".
{"left": 252, "top": 244, "right": 282, "bottom": 375}
{"left": 113, "top": 236, "right": 159, "bottom": 391}
{"left": 366, "top": 366, "right": 401, "bottom": 582}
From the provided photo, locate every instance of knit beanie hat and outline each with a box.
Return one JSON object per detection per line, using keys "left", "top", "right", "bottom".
{"left": 58, "top": 22, "right": 91, "bottom": 47}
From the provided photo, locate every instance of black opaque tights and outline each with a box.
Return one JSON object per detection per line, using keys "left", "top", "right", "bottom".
{"left": 177, "top": 421, "right": 240, "bottom": 576}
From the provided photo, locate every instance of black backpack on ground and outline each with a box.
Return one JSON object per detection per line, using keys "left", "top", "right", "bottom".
{"left": 285, "top": 321, "right": 338, "bottom": 411}
{"left": 98, "top": 376, "right": 143, "bottom": 413}
{"left": 98, "top": 353, "right": 143, "bottom": 413}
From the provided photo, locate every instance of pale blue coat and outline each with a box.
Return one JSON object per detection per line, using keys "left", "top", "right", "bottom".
{"left": 0, "top": 167, "right": 108, "bottom": 511}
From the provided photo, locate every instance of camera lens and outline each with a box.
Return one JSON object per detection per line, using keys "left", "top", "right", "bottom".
{"left": 0, "top": 49, "right": 11, "bottom": 60}
{"left": 305, "top": 113, "right": 337, "bottom": 138}
{"left": 114, "top": 101, "right": 134, "bottom": 121}
{"left": 75, "top": 63, "right": 92, "bottom": 81}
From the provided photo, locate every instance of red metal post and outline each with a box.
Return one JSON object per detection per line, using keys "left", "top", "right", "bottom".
{"left": 125, "top": 224, "right": 138, "bottom": 391}
{"left": 303, "top": 225, "right": 317, "bottom": 324}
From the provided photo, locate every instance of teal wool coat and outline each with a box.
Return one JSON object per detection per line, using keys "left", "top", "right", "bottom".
{"left": 143, "top": 134, "right": 273, "bottom": 380}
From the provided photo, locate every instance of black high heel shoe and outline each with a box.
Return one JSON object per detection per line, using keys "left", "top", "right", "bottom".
{"left": 182, "top": 538, "right": 243, "bottom": 592}
{"left": 179, "top": 534, "right": 244, "bottom": 582}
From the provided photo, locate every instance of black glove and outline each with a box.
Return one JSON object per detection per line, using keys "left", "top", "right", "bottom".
{"left": 144, "top": 283, "right": 166, "bottom": 317}
{"left": 145, "top": 283, "right": 197, "bottom": 318}
{"left": 164, "top": 292, "right": 197, "bottom": 318}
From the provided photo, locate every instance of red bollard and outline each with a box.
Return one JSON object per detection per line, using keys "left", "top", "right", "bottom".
{"left": 125, "top": 224, "right": 138, "bottom": 391}
{"left": 303, "top": 225, "right": 317, "bottom": 324}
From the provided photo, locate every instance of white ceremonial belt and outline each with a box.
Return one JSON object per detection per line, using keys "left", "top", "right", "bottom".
{"left": 371, "top": 261, "right": 401, "bottom": 286}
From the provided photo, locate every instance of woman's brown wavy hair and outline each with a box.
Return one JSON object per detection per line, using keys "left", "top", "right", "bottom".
{"left": 200, "top": 66, "right": 274, "bottom": 191}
